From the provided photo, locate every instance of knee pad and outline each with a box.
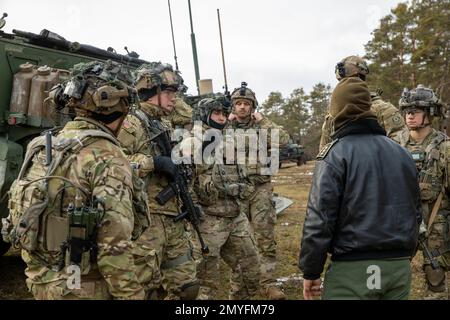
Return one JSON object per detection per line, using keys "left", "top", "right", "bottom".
{"left": 424, "top": 265, "right": 446, "bottom": 292}
{"left": 179, "top": 281, "right": 200, "bottom": 300}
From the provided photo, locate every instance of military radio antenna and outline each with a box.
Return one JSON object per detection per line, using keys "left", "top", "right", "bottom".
{"left": 217, "top": 9, "right": 229, "bottom": 97}
{"left": 168, "top": 0, "right": 179, "bottom": 71}
{"left": 188, "top": 0, "right": 200, "bottom": 94}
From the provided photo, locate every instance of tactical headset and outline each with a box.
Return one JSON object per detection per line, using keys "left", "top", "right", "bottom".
{"left": 335, "top": 58, "right": 369, "bottom": 81}
{"left": 335, "top": 62, "right": 347, "bottom": 80}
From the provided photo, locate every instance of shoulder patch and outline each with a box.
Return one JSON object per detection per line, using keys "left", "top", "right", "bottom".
{"left": 391, "top": 115, "right": 402, "bottom": 124}
{"left": 122, "top": 119, "right": 132, "bottom": 129}
{"left": 316, "top": 139, "right": 339, "bottom": 160}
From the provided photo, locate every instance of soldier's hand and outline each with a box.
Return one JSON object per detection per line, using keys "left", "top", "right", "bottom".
{"left": 228, "top": 113, "right": 237, "bottom": 121}
{"left": 153, "top": 155, "right": 178, "bottom": 180}
{"left": 303, "top": 278, "right": 322, "bottom": 300}
{"left": 251, "top": 112, "right": 263, "bottom": 123}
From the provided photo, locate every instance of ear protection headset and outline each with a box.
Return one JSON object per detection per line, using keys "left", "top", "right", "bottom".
{"left": 335, "top": 62, "right": 346, "bottom": 80}
{"left": 91, "top": 85, "right": 129, "bottom": 108}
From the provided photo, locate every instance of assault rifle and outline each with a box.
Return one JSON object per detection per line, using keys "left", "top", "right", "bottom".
{"left": 153, "top": 129, "right": 209, "bottom": 255}
{"left": 419, "top": 235, "right": 440, "bottom": 269}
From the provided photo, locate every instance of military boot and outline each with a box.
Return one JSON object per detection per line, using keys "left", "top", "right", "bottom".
{"left": 262, "top": 286, "right": 287, "bottom": 300}
{"left": 423, "top": 266, "right": 448, "bottom": 300}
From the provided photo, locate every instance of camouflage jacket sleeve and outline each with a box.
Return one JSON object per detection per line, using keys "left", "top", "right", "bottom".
{"left": 83, "top": 141, "right": 145, "bottom": 300}
{"left": 117, "top": 114, "right": 154, "bottom": 178}
{"left": 371, "top": 99, "right": 406, "bottom": 139}
{"left": 169, "top": 98, "right": 193, "bottom": 127}
{"left": 258, "top": 117, "right": 290, "bottom": 148}
{"left": 319, "top": 114, "right": 333, "bottom": 151}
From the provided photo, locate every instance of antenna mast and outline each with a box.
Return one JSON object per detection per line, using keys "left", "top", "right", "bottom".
{"left": 217, "top": 9, "right": 229, "bottom": 96}
{"left": 188, "top": 0, "right": 200, "bottom": 94}
{"left": 168, "top": 0, "right": 179, "bottom": 71}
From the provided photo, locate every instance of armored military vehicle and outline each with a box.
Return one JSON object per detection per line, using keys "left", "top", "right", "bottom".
{"left": 279, "top": 138, "right": 307, "bottom": 167}
{"left": 0, "top": 13, "right": 149, "bottom": 255}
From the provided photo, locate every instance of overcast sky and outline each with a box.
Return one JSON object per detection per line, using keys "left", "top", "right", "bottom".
{"left": 3, "top": 0, "right": 402, "bottom": 102}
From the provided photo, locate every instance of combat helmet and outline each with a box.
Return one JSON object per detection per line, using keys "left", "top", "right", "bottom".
{"left": 399, "top": 85, "right": 444, "bottom": 122}
{"left": 198, "top": 95, "right": 231, "bottom": 129}
{"left": 230, "top": 82, "right": 258, "bottom": 108}
{"left": 134, "top": 62, "right": 184, "bottom": 101}
{"left": 335, "top": 56, "right": 370, "bottom": 81}
{"left": 370, "top": 88, "right": 384, "bottom": 101}
{"left": 50, "top": 60, "right": 136, "bottom": 121}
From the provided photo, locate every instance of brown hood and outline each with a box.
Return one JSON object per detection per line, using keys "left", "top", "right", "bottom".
{"left": 330, "top": 77, "right": 376, "bottom": 131}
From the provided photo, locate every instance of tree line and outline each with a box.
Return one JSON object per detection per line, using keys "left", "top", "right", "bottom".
{"left": 261, "top": 0, "right": 449, "bottom": 158}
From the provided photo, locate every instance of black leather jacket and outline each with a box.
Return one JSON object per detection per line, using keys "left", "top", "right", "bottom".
{"left": 299, "top": 119, "right": 421, "bottom": 280}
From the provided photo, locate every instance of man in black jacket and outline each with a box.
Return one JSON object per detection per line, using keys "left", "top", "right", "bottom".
{"left": 299, "top": 76, "right": 421, "bottom": 300}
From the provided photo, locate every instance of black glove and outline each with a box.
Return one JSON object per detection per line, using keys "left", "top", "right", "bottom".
{"left": 153, "top": 155, "right": 178, "bottom": 180}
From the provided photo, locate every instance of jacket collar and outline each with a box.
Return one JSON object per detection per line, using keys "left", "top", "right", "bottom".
{"left": 140, "top": 102, "right": 166, "bottom": 119}
{"left": 332, "top": 118, "right": 386, "bottom": 140}
{"left": 73, "top": 117, "right": 116, "bottom": 136}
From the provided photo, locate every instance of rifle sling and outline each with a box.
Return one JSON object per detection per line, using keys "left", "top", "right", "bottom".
{"left": 427, "top": 188, "right": 444, "bottom": 233}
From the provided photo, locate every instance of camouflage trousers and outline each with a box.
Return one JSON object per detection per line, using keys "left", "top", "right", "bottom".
{"left": 133, "top": 213, "right": 197, "bottom": 300}
{"left": 28, "top": 275, "right": 112, "bottom": 300}
{"left": 231, "top": 182, "right": 277, "bottom": 292}
{"left": 422, "top": 211, "right": 450, "bottom": 300}
{"left": 196, "top": 212, "right": 260, "bottom": 300}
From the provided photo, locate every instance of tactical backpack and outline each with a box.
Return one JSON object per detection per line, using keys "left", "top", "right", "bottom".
{"left": 2, "top": 128, "right": 149, "bottom": 270}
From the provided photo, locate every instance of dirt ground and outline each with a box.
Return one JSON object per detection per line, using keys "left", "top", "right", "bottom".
{"left": 0, "top": 161, "right": 428, "bottom": 300}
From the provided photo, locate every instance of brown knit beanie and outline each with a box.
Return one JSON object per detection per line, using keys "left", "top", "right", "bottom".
{"left": 330, "top": 77, "right": 376, "bottom": 131}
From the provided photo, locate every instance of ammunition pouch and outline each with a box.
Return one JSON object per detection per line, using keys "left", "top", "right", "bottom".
{"left": 155, "top": 184, "right": 177, "bottom": 206}
{"left": 7, "top": 180, "right": 48, "bottom": 251}
{"left": 204, "top": 200, "right": 240, "bottom": 218}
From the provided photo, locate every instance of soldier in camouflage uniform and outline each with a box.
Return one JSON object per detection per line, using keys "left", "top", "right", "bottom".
{"left": 319, "top": 56, "right": 406, "bottom": 150}
{"left": 163, "top": 79, "right": 193, "bottom": 130}
{"left": 117, "top": 62, "right": 198, "bottom": 300}
{"left": 180, "top": 96, "right": 261, "bottom": 300}
{"left": 370, "top": 89, "right": 405, "bottom": 142}
{"left": 1, "top": 61, "right": 145, "bottom": 300}
{"left": 165, "top": 97, "right": 193, "bottom": 130}
{"left": 227, "top": 82, "right": 290, "bottom": 300}
{"left": 398, "top": 85, "right": 450, "bottom": 300}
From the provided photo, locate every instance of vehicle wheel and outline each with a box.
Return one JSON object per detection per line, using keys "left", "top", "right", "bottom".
{"left": 0, "top": 239, "right": 11, "bottom": 256}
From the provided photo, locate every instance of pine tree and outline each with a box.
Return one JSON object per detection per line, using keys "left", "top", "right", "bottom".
{"left": 281, "top": 88, "right": 310, "bottom": 140}
{"left": 365, "top": 0, "right": 449, "bottom": 104}
{"left": 260, "top": 91, "right": 285, "bottom": 124}
{"left": 303, "top": 83, "right": 332, "bottom": 156}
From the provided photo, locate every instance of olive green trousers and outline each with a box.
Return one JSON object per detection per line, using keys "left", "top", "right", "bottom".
{"left": 323, "top": 258, "right": 411, "bottom": 300}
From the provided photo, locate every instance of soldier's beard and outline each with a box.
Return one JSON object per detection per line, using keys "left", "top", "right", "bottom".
{"left": 236, "top": 112, "right": 251, "bottom": 123}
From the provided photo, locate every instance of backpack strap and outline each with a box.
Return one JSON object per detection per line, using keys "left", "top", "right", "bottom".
{"left": 18, "top": 129, "right": 120, "bottom": 180}
{"left": 17, "top": 135, "right": 47, "bottom": 180}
